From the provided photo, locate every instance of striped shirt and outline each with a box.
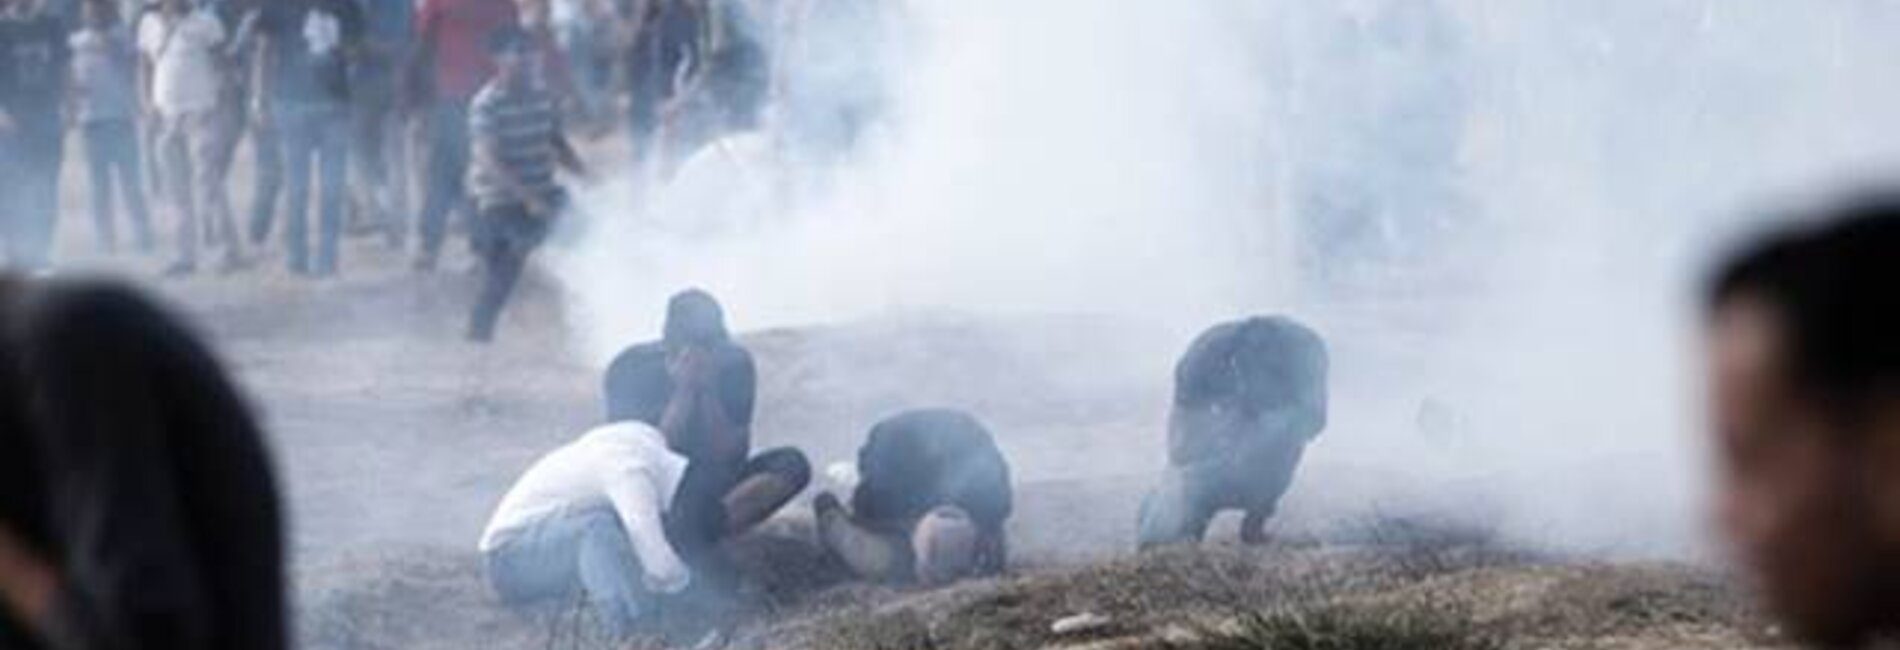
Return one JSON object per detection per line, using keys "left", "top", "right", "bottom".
{"left": 468, "top": 80, "right": 564, "bottom": 212}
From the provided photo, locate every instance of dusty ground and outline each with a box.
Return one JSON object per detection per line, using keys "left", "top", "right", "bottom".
{"left": 38, "top": 174, "right": 1780, "bottom": 649}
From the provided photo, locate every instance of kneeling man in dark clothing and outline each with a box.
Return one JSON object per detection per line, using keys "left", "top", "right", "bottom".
{"left": 0, "top": 278, "right": 285, "bottom": 650}
{"left": 1138, "top": 316, "right": 1328, "bottom": 549}
{"left": 814, "top": 409, "right": 1013, "bottom": 586}
{"left": 602, "top": 290, "right": 811, "bottom": 573}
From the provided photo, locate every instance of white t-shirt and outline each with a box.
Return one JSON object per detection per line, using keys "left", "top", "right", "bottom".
{"left": 136, "top": 9, "right": 226, "bottom": 116}
{"left": 478, "top": 422, "right": 692, "bottom": 594}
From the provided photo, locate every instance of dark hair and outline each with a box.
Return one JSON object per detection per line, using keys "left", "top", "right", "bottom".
{"left": 1708, "top": 196, "right": 1900, "bottom": 417}
{"left": 486, "top": 25, "right": 530, "bottom": 55}
{"left": 0, "top": 277, "right": 53, "bottom": 560}
{"left": 662, "top": 289, "right": 728, "bottom": 347}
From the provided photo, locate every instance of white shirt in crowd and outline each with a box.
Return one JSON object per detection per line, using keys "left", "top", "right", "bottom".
{"left": 478, "top": 422, "right": 692, "bottom": 593}
{"left": 137, "top": 8, "right": 225, "bottom": 116}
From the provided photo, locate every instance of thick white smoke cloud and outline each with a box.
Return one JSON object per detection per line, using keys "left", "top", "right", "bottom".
{"left": 549, "top": 0, "right": 1900, "bottom": 558}
{"left": 549, "top": 0, "right": 1282, "bottom": 355}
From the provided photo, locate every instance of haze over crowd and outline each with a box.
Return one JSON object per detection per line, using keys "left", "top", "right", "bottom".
{"left": 551, "top": 0, "right": 1900, "bottom": 559}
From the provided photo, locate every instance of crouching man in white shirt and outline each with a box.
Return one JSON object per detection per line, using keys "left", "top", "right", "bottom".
{"left": 479, "top": 421, "right": 691, "bottom": 637}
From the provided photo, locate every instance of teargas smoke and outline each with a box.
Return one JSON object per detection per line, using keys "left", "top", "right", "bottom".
{"left": 549, "top": 0, "right": 1900, "bottom": 558}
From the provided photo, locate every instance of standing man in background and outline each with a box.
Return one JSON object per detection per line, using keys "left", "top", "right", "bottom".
{"left": 69, "top": 0, "right": 155, "bottom": 255}
{"left": 0, "top": 0, "right": 70, "bottom": 271}
{"left": 616, "top": 0, "right": 699, "bottom": 179}
{"left": 349, "top": 0, "right": 413, "bottom": 247}
{"left": 253, "top": 0, "right": 362, "bottom": 278}
{"left": 409, "top": 0, "right": 515, "bottom": 271}
{"left": 138, "top": 0, "right": 233, "bottom": 276}
{"left": 212, "top": 0, "right": 287, "bottom": 254}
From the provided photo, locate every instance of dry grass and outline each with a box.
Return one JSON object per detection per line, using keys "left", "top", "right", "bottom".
{"left": 1187, "top": 602, "right": 1503, "bottom": 650}
{"left": 724, "top": 516, "right": 1781, "bottom": 650}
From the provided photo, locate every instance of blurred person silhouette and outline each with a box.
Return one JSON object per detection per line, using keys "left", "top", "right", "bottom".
{"left": 656, "top": 0, "right": 764, "bottom": 163}
{"left": 68, "top": 0, "right": 155, "bottom": 255}
{"left": 513, "top": 0, "right": 576, "bottom": 109}
{"left": 0, "top": 276, "right": 285, "bottom": 649}
{"left": 463, "top": 25, "right": 586, "bottom": 342}
{"left": 213, "top": 0, "right": 285, "bottom": 255}
{"left": 812, "top": 409, "right": 1013, "bottom": 586}
{"left": 346, "top": 0, "right": 415, "bottom": 246}
{"left": 1137, "top": 316, "right": 1329, "bottom": 549}
{"left": 252, "top": 0, "right": 364, "bottom": 278}
{"left": 407, "top": 0, "right": 516, "bottom": 271}
{"left": 0, "top": 0, "right": 71, "bottom": 272}
{"left": 1705, "top": 199, "right": 1900, "bottom": 648}
{"left": 137, "top": 0, "right": 239, "bottom": 275}
{"left": 602, "top": 290, "right": 812, "bottom": 586}
{"left": 615, "top": 0, "right": 698, "bottom": 176}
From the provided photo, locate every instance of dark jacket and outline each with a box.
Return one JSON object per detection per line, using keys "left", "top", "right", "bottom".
{"left": 852, "top": 409, "right": 1013, "bottom": 536}
{"left": 1169, "top": 316, "right": 1329, "bottom": 466}
{"left": 602, "top": 339, "right": 756, "bottom": 469}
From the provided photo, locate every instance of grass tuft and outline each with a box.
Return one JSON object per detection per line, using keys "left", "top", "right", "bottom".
{"left": 1186, "top": 601, "right": 1503, "bottom": 650}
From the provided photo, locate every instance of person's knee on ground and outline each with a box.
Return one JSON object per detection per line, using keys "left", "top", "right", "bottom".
{"left": 574, "top": 511, "right": 653, "bottom": 636}
{"left": 813, "top": 492, "right": 909, "bottom": 583}
{"left": 912, "top": 505, "right": 979, "bottom": 587}
{"left": 722, "top": 448, "right": 811, "bottom": 535}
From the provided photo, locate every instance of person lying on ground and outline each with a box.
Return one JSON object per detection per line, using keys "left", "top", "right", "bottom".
{"left": 1138, "top": 316, "right": 1328, "bottom": 549}
{"left": 1704, "top": 198, "right": 1900, "bottom": 649}
{"left": 601, "top": 289, "right": 811, "bottom": 575}
{"left": 479, "top": 421, "right": 694, "bottom": 638}
{"left": 0, "top": 276, "right": 286, "bottom": 650}
{"left": 813, "top": 408, "right": 1013, "bottom": 586}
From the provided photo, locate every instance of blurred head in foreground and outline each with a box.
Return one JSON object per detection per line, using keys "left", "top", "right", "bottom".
{"left": 1706, "top": 198, "right": 1900, "bottom": 647}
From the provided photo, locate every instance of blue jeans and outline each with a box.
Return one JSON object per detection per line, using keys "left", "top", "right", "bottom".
{"left": 246, "top": 120, "right": 284, "bottom": 246}
{"left": 0, "top": 111, "right": 63, "bottom": 270}
{"left": 466, "top": 203, "right": 553, "bottom": 342}
{"left": 277, "top": 103, "right": 349, "bottom": 275}
{"left": 484, "top": 506, "right": 650, "bottom": 637}
{"left": 417, "top": 99, "right": 471, "bottom": 264}
{"left": 81, "top": 119, "right": 153, "bottom": 253}
{"left": 350, "top": 51, "right": 409, "bottom": 241}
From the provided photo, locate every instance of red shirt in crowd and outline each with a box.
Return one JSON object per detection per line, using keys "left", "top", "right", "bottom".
{"left": 417, "top": 0, "right": 518, "bottom": 102}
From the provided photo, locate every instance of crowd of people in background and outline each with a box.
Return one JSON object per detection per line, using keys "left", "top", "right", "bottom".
{"left": 0, "top": 0, "right": 879, "bottom": 284}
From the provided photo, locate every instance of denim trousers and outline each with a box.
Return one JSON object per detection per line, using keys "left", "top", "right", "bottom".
{"left": 484, "top": 506, "right": 650, "bottom": 637}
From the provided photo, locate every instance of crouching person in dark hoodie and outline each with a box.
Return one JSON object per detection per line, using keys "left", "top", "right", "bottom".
{"left": 1138, "top": 316, "right": 1328, "bottom": 549}
{"left": 813, "top": 409, "right": 1013, "bottom": 587}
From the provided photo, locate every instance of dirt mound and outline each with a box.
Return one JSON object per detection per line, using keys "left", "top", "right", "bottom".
{"left": 733, "top": 547, "right": 1777, "bottom": 650}
{"left": 294, "top": 519, "right": 1779, "bottom": 650}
